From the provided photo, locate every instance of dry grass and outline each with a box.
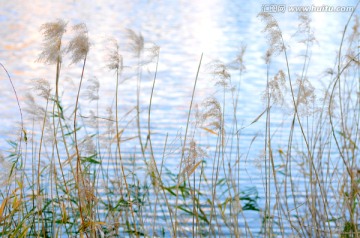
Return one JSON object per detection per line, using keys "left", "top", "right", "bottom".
{"left": 0, "top": 8, "right": 360, "bottom": 237}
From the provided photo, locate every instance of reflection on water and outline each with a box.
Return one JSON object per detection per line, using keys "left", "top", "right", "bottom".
{"left": 0, "top": 0, "right": 355, "bottom": 142}
{"left": 0, "top": 0, "right": 359, "bottom": 235}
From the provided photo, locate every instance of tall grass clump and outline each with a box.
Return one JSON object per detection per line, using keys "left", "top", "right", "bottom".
{"left": 257, "top": 6, "right": 360, "bottom": 237}
{"left": 0, "top": 5, "right": 360, "bottom": 237}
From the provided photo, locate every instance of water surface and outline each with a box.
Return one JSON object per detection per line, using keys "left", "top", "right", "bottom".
{"left": 0, "top": 0, "right": 359, "bottom": 235}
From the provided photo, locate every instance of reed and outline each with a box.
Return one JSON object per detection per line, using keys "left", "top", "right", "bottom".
{"left": 0, "top": 7, "right": 360, "bottom": 237}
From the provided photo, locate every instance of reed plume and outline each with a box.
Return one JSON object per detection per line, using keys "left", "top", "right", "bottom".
{"left": 126, "top": 29, "right": 144, "bottom": 58}
{"left": 83, "top": 77, "right": 100, "bottom": 102}
{"left": 33, "top": 78, "right": 52, "bottom": 100}
{"left": 106, "top": 38, "right": 123, "bottom": 71}
{"left": 181, "top": 140, "right": 206, "bottom": 179}
{"left": 207, "top": 60, "right": 231, "bottom": 88}
{"left": 294, "top": 13, "right": 316, "bottom": 45}
{"left": 295, "top": 77, "right": 316, "bottom": 116}
{"left": 199, "top": 97, "right": 222, "bottom": 131}
{"left": 67, "top": 23, "right": 90, "bottom": 64}
{"left": 229, "top": 44, "right": 247, "bottom": 72}
{"left": 0, "top": 153, "right": 14, "bottom": 187}
{"left": 258, "top": 12, "right": 285, "bottom": 56}
{"left": 262, "top": 70, "right": 287, "bottom": 106}
{"left": 37, "top": 19, "right": 67, "bottom": 64}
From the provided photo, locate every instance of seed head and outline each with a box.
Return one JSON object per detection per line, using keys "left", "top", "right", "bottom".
{"left": 258, "top": 12, "right": 285, "bottom": 57}
{"left": 262, "top": 70, "right": 287, "bottom": 106}
{"left": 84, "top": 77, "right": 100, "bottom": 102}
{"left": 106, "top": 38, "right": 123, "bottom": 72}
{"left": 38, "top": 19, "right": 67, "bottom": 64}
{"left": 33, "top": 78, "right": 52, "bottom": 99}
{"left": 67, "top": 23, "right": 90, "bottom": 64}
{"left": 126, "top": 29, "right": 144, "bottom": 58}
{"left": 199, "top": 97, "right": 222, "bottom": 131}
{"left": 207, "top": 60, "right": 231, "bottom": 88}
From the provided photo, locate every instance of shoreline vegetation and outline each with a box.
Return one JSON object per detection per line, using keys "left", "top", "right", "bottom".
{"left": 0, "top": 8, "right": 360, "bottom": 238}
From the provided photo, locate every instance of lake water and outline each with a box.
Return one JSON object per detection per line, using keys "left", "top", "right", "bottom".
{"left": 0, "top": 0, "right": 359, "bottom": 236}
